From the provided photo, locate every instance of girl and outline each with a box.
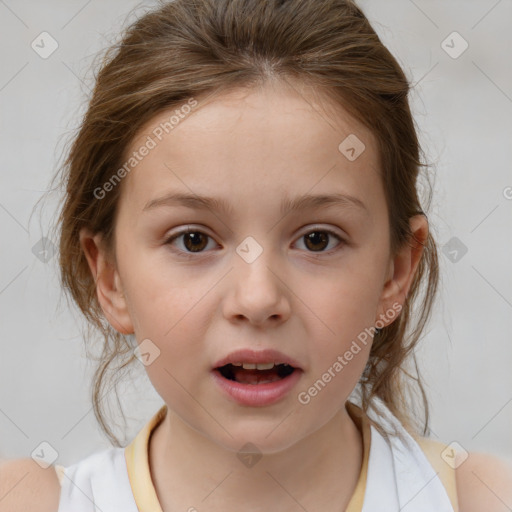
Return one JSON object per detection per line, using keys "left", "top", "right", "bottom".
{"left": 1, "top": 0, "right": 511, "bottom": 510}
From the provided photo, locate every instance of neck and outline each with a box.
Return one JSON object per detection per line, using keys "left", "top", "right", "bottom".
{"left": 149, "top": 403, "right": 364, "bottom": 512}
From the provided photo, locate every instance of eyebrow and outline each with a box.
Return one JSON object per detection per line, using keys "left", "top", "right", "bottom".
{"left": 143, "top": 191, "right": 369, "bottom": 217}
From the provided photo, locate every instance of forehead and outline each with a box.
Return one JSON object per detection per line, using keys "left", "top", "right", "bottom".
{"left": 119, "top": 80, "right": 383, "bottom": 216}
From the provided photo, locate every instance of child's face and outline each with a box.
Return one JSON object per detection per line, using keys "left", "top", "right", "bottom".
{"left": 89, "top": 80, "right": 416, "bottom": 453}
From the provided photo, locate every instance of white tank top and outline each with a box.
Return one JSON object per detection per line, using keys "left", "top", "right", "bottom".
{"left": 55, "top": 400, "right": 459, "bottom": 511}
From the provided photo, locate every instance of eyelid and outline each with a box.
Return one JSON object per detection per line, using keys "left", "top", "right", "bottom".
{"left": 165, "top": 223, "right": 346, "bottom": 238}
{"left": 163, "top": 225, "right": 219, "bottom": 258}
{"left": 297, "top": 224, "right": 345, "bottom": 238}
{"left": 164, "top": 224, "right": 346, "bottom": 244}
{"left": 164, "top": 225, "right": 214, "bottom": 242}
{"left": 163, "top": 223, "right": 347, "bottom": 258}
{"left": 294, "top": 226, "right": 345, "bottom": 254}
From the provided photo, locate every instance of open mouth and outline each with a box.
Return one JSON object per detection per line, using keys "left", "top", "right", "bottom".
{"left": 215, "top": 363, "right": 296, "bottom": 385}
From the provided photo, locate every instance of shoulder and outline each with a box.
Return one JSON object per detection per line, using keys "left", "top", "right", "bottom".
{"left": 0, "top": 458, "right": 61, "bottom": 512}
{"left": 456, "top": 451, "right": 512, "bottom": 512}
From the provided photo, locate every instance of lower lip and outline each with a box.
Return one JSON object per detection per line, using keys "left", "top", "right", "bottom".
{"left": 211, "top": 368, "right": 303, "bottom": 407}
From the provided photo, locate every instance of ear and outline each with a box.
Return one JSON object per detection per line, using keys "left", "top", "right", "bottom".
{"left": 376, "top": 214, "right": 429, "bottom": 326}
{"left": 79, "top": 227, "right": 134, "bottom": 335}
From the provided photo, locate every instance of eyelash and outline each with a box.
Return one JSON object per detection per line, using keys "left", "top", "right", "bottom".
{"left": 163, "top": 226, "right": 345, "bottom": 259}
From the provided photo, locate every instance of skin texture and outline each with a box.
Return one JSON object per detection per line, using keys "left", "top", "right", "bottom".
{"left": 2, "top": 81, "right": 510, "bottom": 512}
{"left": 455, "top": 452, "right": 512, "bottom": 511}
{"left": 0, "top": 459, "right": 61, "bottom": 512}
{"left": 79, "top": 79, "right": 429, "bottom": 510}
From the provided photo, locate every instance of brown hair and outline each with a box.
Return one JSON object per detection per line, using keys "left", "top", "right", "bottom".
{"left": 49, "top": 0, "right": 439, "bottom": 446}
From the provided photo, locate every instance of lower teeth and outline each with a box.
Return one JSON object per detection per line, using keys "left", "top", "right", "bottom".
{"left": 218, "top": 364, "right": 295, "bottom": 384}
{"left": 235, "top": 371, "right": 283, "bottom": 385}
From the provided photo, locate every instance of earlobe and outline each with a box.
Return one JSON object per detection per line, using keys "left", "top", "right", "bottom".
{"left": 376, "top": 214, "right": 429, "bottom": 326}
{"left": 79, "top": 227, "right": 134, "bottom": 335}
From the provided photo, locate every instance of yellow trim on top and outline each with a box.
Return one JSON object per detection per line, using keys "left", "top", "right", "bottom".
{"left": 415, "top": 436, "right": 459, "bottom": 512}
{"left": 57, "top": 402, "right": 457, "bottom": 512}
{"left": 345, "top": 401, "right": 372, "bottom": 512}
{"left": 53, "top": 463, "right": 66, "bottom": 486}
{"left": 124, "top": 401, "right": 370, "bottom": 512}
{"left": 125, "top": 404, "right": 167, "bottom": 512}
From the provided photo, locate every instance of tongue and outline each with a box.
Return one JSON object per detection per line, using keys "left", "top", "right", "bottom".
{"left": 232, "top": 367, "right": 283, "bottom": 385}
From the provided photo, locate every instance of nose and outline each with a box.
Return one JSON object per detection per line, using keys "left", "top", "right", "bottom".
{"left": 222, "top": 244, "right": 292, "bottom": 327}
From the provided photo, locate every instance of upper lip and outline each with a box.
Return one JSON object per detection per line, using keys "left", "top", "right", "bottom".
{"left": 213, "top": 348, "right": 303, "bottom": 370}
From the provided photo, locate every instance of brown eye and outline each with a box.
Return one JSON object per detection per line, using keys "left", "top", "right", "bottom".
{"left": 164, "top": 229, "right": 215, "bottom": 255}
{"left": 181, "top": 232, "right": 208, "bottom": 252}
{"left": 296, "top": 229, "right": 343, "bottom": 253}
{"left": 164, "top": 226, "right": 345, "bottom": 258}
{"left": 304, "top": 231, "right": 329, "bottom": 251}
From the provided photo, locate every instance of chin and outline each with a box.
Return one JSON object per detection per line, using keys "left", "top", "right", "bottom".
{"left": 200, "top": 418, "right": 306, "bottom": 456}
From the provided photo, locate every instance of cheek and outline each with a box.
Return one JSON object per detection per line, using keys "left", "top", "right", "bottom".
{"left": 129, "top": 297, "right": 208, "bottom": 412}
{"left": 298, "top": 263, "right": 383, "bottom": 337}
{"left": 296, "top": 307, "right": 373, "bottom": 418}
{"left": 293, "top": 261, "right": 382, "bottom": 388}
{"left": 119, "top": 250, "right": 211, "bottom": 359}
{"left": 119, "top": 247, "right": 204, "bottom": 334}
{"left": 294, "top": 340, "right": 371, "bottom": 428}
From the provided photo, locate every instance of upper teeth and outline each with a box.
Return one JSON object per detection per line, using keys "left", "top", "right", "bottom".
{"left": 232, "top": 362, "right": 278, "bottom": 370}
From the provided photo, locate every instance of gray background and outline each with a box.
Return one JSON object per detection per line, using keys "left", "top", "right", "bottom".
{"left": 1, "top": 0, "right": 511, "bottom": 468}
